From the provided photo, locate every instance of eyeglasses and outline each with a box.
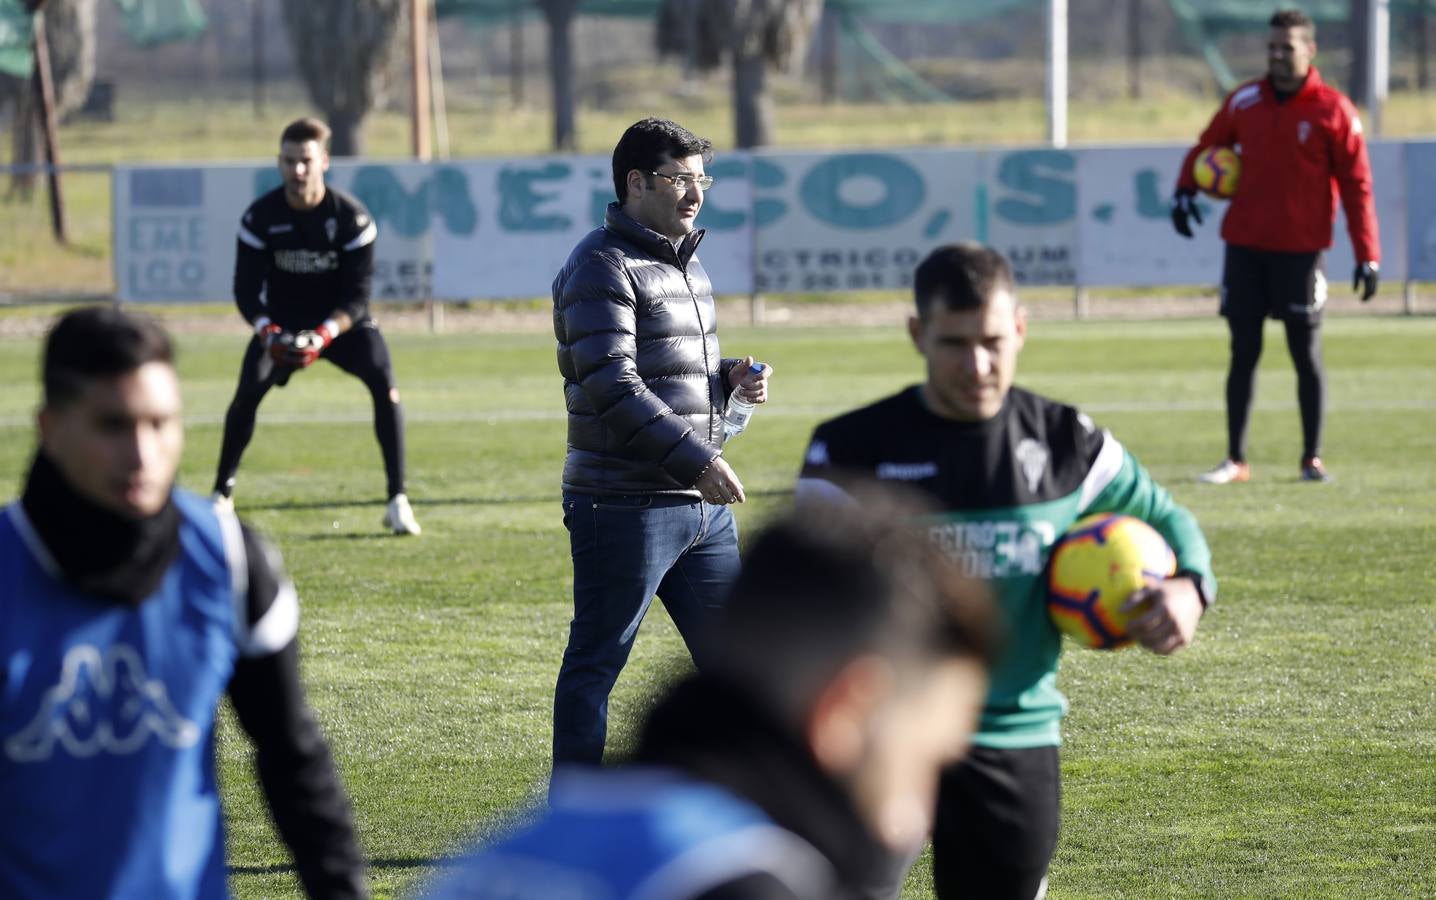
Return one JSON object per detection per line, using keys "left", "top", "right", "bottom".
{"left": 648, "top": 171, "right": 715, "bottom": 192}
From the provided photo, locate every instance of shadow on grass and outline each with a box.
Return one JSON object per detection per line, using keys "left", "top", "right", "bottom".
{"left": 238, "top": 487, "right": 796, "bottom": 514}
{"left": 237, "top": 495, "right": 555, "bottom": 512}
{"left": 230, "top": 855, "right": 457, "bottom": 876}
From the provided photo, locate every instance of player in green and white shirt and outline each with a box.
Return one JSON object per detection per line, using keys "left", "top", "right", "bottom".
{"left": 797, "top": 243, "right": 1216, "bottom": 899}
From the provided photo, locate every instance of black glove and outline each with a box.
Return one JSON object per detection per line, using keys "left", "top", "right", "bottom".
{"left": 1170, "top": 189, "right": 1203, "bottom": 238}
{"left": 1352, "top": 261, "right": 1379, "bottom": 302}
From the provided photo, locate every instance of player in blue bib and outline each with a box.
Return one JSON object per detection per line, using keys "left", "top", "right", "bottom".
{"left": 0, "top": 307, "right": 367, "bottom": 899}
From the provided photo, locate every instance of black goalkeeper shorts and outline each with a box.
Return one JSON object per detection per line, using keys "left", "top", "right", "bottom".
{"left": 931, "top": 744, "right": 1061, "bottom": 900}
{"left": 1221, "top": 243, "right": 1327, "bottom": 326}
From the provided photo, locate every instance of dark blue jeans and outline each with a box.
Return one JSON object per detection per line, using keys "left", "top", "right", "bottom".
{"left": 552, "top": 492, "right": 740, "bottom": 767}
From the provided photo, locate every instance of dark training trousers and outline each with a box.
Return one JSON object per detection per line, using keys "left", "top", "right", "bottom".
{"left": 932, "top": 744, "right": 1061, "bottom": 900}
{"left": 213, "top": 320, "right": 407, "bottom": 499}
{"left": 1219, "top": 244, "right": 1327, "bottom": 462}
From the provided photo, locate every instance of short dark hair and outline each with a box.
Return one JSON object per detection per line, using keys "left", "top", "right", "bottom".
{"left": 43, "top": 306, "right": 174, "bottom": 409}
{"left": 280, "top": 117, "right": 331, "bottom": 150}
{"left": 913, "top": 242, "right": 1017, "bottom": 318}
{"left": 611, "top": 117, "right": 713, "bottom": 203}
{"left": 1270, "top": 8, "right": 1315, "bottom": 39}
{"left": 713, "top": 484, "right": 998, "bottom": 721}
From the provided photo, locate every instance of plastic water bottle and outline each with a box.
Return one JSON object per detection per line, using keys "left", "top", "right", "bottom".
{"left": 721, "top": 362, "right": 766, "bottom": 442}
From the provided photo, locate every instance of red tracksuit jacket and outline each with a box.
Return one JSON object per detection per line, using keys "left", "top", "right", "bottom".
{"left": 1176, "top": 66, "right": 1380, "bottom": 263}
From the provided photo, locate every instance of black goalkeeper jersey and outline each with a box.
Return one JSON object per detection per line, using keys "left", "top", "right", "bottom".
{"left": 799, "top": 385, "right": 1215, "bottom": 748}
{"left": 234, "top": 186, "right": 377, "bottom": 331}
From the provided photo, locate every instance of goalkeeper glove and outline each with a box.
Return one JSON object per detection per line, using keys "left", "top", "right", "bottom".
{"left": 1352, "top": 261, "right": 1379, "bottom": 302}
{"left": 287, "top": 319, "right": 338, "bottom": 368}
{"left": 255, "top": 318, "right": 291, "bottom": 364}
{"left": 1170, "top": 188, "right": 1203, "bottom": 238}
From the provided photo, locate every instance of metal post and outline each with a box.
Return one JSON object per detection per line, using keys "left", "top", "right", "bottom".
{"left": 411, "top": 0, "right": 432, "bottom": 161}
{"left": 1403, "top": 280, "right": 1417, "bottom": 315}
{"left": 821, "top": 8, "right": 838, "bottom": 103}
{"left": 1074, "top": 285, "right": 1089, "bottom": 320}
{"left": 31, "top": 3, "right": 67, "bottom": 245}
{"left": 252, "top": 0, "right": 265, "bottom": 117}
{"left": 429, "top": 10, "right": 449, "bottom": 159}
{"left": 1127, "top": 0, "right": 1141, "bottom": 100}
{"left": 510, "top": 0, "right": 525, "bottom": 107}
{"left": 1046, "top": 0, "right": 1068, "bottom": 148}
{"left": 1366, "top": 0, "right": 1390, "bottom": 135}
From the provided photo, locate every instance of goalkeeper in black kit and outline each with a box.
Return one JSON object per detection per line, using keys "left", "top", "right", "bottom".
{"left": 212, "top": 117, "right": 420, "bottom": 535}
{"left": 798, "top": 243, "right": 1216, "bottom": 899}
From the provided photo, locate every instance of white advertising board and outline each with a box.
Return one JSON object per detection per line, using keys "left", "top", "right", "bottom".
{"left": 1076, "top": 142, "right": 1410, "bottom": 286}
{"left": 113, "top": 161, "right": 436, "bottom": 303}
{"left": 112, "top": 141, "right": 1423, "bottom": 303}
{"left": 428, "top": 154, "right": 754, "bottom": 299}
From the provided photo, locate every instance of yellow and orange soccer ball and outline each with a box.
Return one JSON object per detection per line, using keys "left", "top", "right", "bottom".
{"left": 1192, "top": 146, "right": 1241, "bottom": 199}
{"left": 1047, "top": 513, "right": 1176, "bottom": 650}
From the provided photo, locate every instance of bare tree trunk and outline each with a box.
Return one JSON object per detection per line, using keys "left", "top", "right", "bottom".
{"left": 9, "top": 79, "right": 40, "bottom": 198}
{"left": 1418, "top": 0, "right": 1430, "bottom": 91}
{"left": 820, "top": 8, "right": 837, "bottom": 104}
{"left": 3, "top": 0, "right": 94, "bottom": 195}
{"left": 329, "top": 109, "right": 366, "bottom": 157}
{"left": 733, "top": 43, "right": 771, "bottom": 148}
{"left": 281, "top": 0, "right": 406, "bottom": 157}
{"left": 510, "top": 0, "right": 525, "bottom": 107}
{"left": 539, "top": 0, "right": 580, "bottom": 151}
{"left": 1127, "top": 0, "right": 1141, "bottom": 99}
{"left": 1349, "top": 0, "right": 1370, "bottom": 101}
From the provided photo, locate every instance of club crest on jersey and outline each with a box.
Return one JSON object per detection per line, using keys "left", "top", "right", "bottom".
{"left": 804, "top": 440, "right": 830, "bottom": 467}
{"left": 1016, "top": 438, "right": 1049, "bottom": 493}
{"left": 1297, "top": 121, "right": 1312, "bottom": 144}
{"left": 3, "top": 643, "right": 200, "bottom": 762}
{"left": 325, "top": 217, "right": 338, "bottom": 243}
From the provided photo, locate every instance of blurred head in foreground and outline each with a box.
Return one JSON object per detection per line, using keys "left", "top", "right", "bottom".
{"left": 701, "top": 484, "right": 998, "bottom": 853}
{"left": 425, "top": 486, "right": 996, "bottom": 899}
{"left": 39, "top": 305, "right": 181, "bottom": 519}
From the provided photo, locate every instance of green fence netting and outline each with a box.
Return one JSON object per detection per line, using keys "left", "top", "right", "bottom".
{"left": 1169, "top": 0, "right": 1432, "bottom": 91}
{"left": 2, "top": 1, "right": 1429, "bottom": 99}
{"left": 0, "top": 0, "right": 32, "bottom": 78}
{"left": 113, "top": 0, "right": 207, "bottom": 47}
{"left": 0, "top": 0, "right": 206, "bottom": 79}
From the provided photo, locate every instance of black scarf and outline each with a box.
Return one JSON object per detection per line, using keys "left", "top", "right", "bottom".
{"left": 635, "top": 675, "right": 894, "bottom": 898}
{"left": 20, "top": 451, "right": 181, "bottom": 606}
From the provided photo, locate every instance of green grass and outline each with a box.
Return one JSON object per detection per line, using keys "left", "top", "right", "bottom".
{"left": 0, "top": 312, "right": 1433, "bottom": 897}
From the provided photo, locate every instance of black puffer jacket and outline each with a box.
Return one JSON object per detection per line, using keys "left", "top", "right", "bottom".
{"left": 553, "top": 203, "right": 738, "bottom": 495}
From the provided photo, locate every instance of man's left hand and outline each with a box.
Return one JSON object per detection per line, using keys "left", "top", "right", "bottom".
{"left": 286, "top": 321, "right": 338, "bottom": 368}
{"left": 728, "top": 356, "right": 772, "bottom": 404}
{"left": 1352, "top": 262, "right": 1379, "bottom": 302}
{"left": 1120, "top": 577, "right": 1204, "bottom": 655}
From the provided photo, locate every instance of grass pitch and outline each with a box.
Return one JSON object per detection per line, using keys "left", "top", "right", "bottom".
{"left": 0, "top": 310, "right": 1432, "bottom": 898}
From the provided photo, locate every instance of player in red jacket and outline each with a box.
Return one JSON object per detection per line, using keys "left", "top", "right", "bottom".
{"left": 1171, "top": 8, "right": 1379, "bottom": 485}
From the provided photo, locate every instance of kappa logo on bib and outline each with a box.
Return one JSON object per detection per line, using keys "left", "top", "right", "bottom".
{"left": 4, "top": 644, "right": 200, "bottom": 762}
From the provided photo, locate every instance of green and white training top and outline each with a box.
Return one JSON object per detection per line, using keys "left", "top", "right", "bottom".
{"left": 797, "top": 385, "right": 1215, "bottom": 749}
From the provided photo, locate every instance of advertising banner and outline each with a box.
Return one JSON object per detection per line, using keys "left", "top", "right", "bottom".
{"left": 429, "top": 154, "right": 754, "bottom": 299}
{"left": 112, "top": 140, "right": 1420, "bottom": 304}
{"left": 1406, "top": 142, "right": 1436, "bottom": 280}
{"left": 114, "top": 161, "right": 435, "bottom": 303}
{"left": 1076, "top": 141, "right": 1409, "bottom": 286}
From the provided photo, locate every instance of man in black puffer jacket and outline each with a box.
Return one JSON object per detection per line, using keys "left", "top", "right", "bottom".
{"left": 551, "top": 117, "right": 773, "bottom": 770}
